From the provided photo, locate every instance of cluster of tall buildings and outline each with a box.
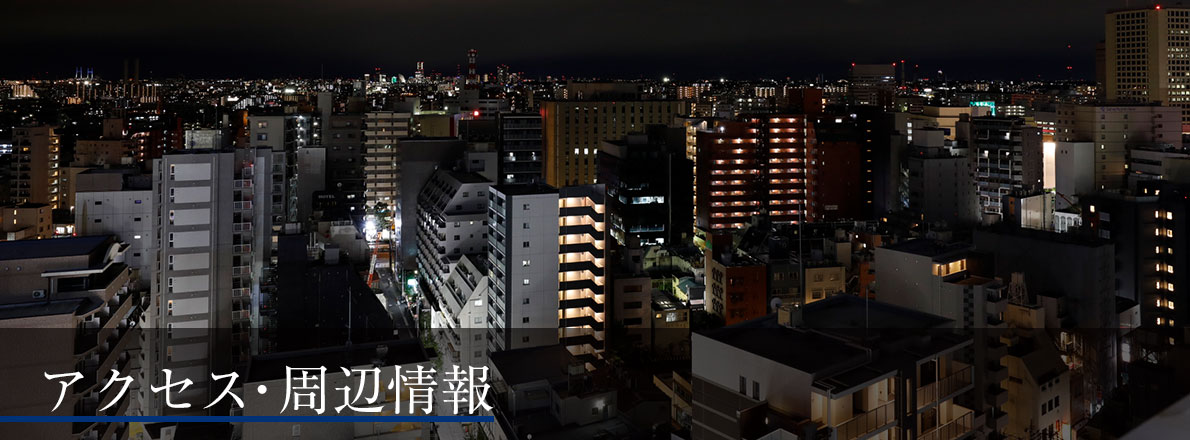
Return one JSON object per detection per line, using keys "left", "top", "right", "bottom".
{"left": 1, "top": 6, "right": 1190, "bottom": 440}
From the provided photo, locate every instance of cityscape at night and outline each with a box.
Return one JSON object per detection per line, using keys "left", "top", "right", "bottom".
{"left": 1, "top": 1, "right": 1189, "bottom": 439}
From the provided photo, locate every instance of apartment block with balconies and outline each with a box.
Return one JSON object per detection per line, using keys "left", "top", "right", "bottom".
{"left": 0, "top": 235, "right": 143, "bottom": 440}
{"left": 692, "top": 295, "right": 975, "bottom": 440}
{"left": 142, "top": 148, "right": 273, "bottom": 416}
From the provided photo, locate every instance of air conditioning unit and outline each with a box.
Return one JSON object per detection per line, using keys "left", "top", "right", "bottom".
{"left": 31, "top": 290, "right": 46, "bottom": 299}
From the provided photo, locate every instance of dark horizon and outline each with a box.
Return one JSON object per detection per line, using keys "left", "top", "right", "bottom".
{"left": 2, "top": 0, "right": 1147, "bottom": 81}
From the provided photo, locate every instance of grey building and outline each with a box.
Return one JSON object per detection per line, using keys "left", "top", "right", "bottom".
{"left": 143, "top": 148, "right": 273, "bottom": 416}
{"left": 74, "top": 169, "right": 154, "bottom": 289}
{"left": 968, "top": 117, "right": 1043, "bottom": 218}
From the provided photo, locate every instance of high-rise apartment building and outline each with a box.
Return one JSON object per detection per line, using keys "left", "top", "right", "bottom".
{"left": 1082, "top": 181, "right": 1188, "bottom": 335}
{"left": 323, "top": 113, "right": 366, "bottom": 212}
{"left": 143, "top": 148, "right": 273, "bottom": 415}
{"left": 695, "top": 115, "right": 812, "bottom": 231}
{"left": 11, "top": 126, "right": 61, "bottom": 208}
{"left": 496, "top": 113, "right": 544, "bottom": 185}
{"left": 1054, "top": 103, "right": 1180, "bottom": 190}
{"left": 541, "top": 100, "right": 684, "bottom": 186}
{"left": 970, "top": 117, "right": 1044, "bottom": 217}
{"left": 848, "top": 63, "right": 896, "bottom": 109}
{"left": 415, "top": 170, "right": 492, "bottom": 293}
{"left": 248, "top": 114, "right": 314, "bottom": 223}
{"left": 907, "top": 128, "right": 981, "bottom": 226}
{"left": 485, "top": 184, "right": 607, "bottom": 360}
{"left": 362, "top": 111, "right": 411, "bottom": 209}
{"left": 1105, "top": 6, "right": 1190, "bottom": 129}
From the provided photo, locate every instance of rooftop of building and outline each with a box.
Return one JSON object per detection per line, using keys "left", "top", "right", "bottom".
{"left": 0, "top": 235, "right": 114, "bottom": 261}
{"left": 976, "top": 223, "right": 1113, "bottom": 247}
{"left": 652, "top": 290, "right": 684, "bottom": 311}
{"left": 882, "top": 239, "right": 970, "bottom": 260}
{"left": 1, "top": 202, "right": 50, "bottom": 209}
{"left": 0, "top": 297, "right": 94, "bottom": 320}
{"left": 440, "top": 169, "right": 490, "bottom": 184}
{"left": 489, "top": 344, "right": 576, "bottom": 386}
{"left": 493, "top": 182, "right": 558, "bottom": 196}
{"left": 701, "top": 295, "right": 959, "bottom": 380}
{"left": 1005, "top": 330, "right": 1066, "bottom": 384}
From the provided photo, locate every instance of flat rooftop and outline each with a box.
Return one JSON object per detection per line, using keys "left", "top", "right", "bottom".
{"left": 489, "top": 344, "right": 574, "bottom": 386}
{"left": 493, "top": 182, "right": 558, "bottom": 196}
{"left": 0, "top": 235, "right": 114, "bottom": 261}
{"left": 883, "top": 239, "right": 970, "bottom": 260}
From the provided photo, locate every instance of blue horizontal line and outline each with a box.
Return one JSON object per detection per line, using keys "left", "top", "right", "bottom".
{"left": 0, "top": 416, "right": 493, "bottom": 423}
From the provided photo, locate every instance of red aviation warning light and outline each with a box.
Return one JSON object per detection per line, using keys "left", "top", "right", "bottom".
{"left": 472, "top": 110, "right": 480, "bottom": 118}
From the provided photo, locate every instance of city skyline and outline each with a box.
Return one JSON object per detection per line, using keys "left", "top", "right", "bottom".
{"left": 1, "top": 0, "right": 1148, "bottom": 80}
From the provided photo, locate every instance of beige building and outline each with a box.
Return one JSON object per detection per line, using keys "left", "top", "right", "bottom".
{"left": 11, "top": 125, "right": 61, "bottom": 208}
{"left": 362, "top": 111, "right": 411, "bottom": 208}
{"left": 541, "top": 100, "right": 683, "bottom": 186}
{"left": 896, "top": 105, "right": 975, "bottom": 141}
{"left": 0, "top": 235, "right": 140, "bottom": 440}
{"left": 1054, "top": 103, "right": 1181, "bottom": 190}
{"left": 1, "top": 202, "right": 52, "bottom": 240}
{"left": 1001, "top": 302, "right": 1073, "bottom": 440}
{"left": 1105, "top": 6, "right": 1190, "bottom": 130}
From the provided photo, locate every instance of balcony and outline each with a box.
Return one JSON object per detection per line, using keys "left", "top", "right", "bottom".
{"left": 233, "top": 201, "right": 253, "bottom": 211}
{"left": 232, "top": 265, "right": 251, "bottom": 276}
{"left": 835, "top": 400, "right": 897, "bottom": 440}
{"left": 231, "top": 310, "right": 250, "bottom": 321}
{"left": 234, "top": 244, "right": 252, "bottom": 255}
{"left": 233, "top": 179, "right": 253, "bottom": 189}
{"left": 917, "top": 365, "right": 972, "bottom": 410}
{"left": 233, "top": 222, "right": 252, "bottom": 233}
{"left": 919, "top": 408, "right": 973, "bottom": 440}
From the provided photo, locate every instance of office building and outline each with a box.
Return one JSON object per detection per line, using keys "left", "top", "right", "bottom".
{"left": 496, "top": 113, "right": 544, "bottom": 185}
{"left": 0, "top": 235, "right": 141, "bottom": 440}
{"left": 74, "top": 118, "right": 133, "bottom": 167}
{"left": 142, "top": 148, "right": 273, "bottom": 415}
{"left": 1054, "top": 103, "right": 1180, "bottom": 190}
{"left": 907, "top": 129, "right": 981, "bottom": 226}
{"left": 541, "top": 99, "right": 684, "bottom": 186}
{"left": 1104, "top": 6, "right": 1190, "bottom": 129}
{"left": 849, "top": 63, "right": 896, "bottom": 109}
{"left": 323, "top": 114, "right": 366, "bottom": 212}
{"left": 599, "top": 125, "right": 693, "bottom": 245}
{"left": 969, "top": 117, "right": 1044, "bottom": 217}
{"left": 11, "top": 126, "right": 61, "bottom": 208}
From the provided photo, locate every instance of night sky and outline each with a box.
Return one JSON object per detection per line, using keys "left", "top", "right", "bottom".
{"left": 2, "top": 0, "right": 1145, "bottom": 80}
